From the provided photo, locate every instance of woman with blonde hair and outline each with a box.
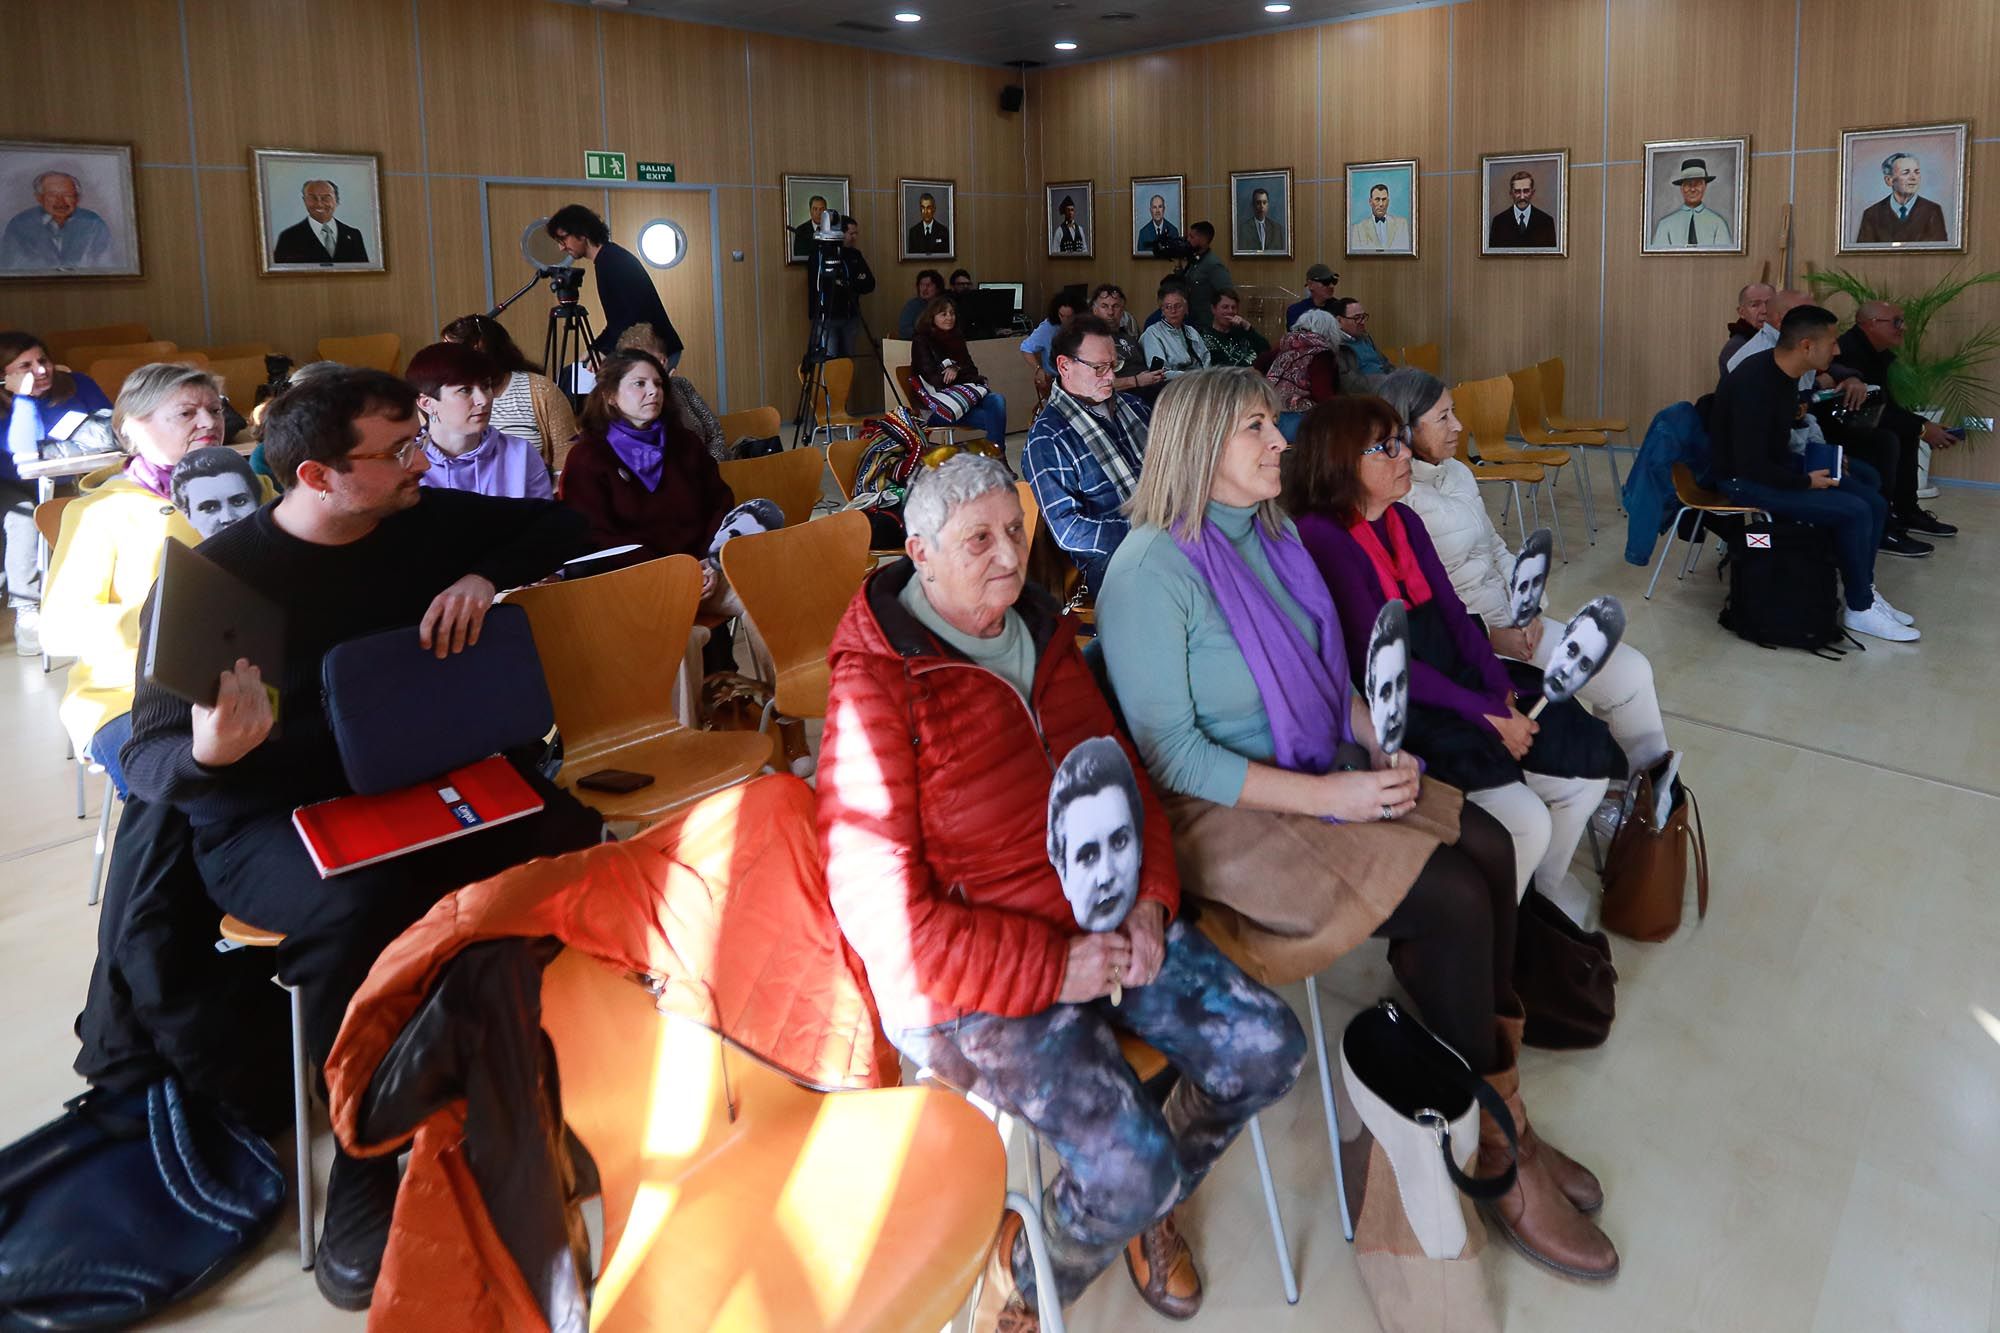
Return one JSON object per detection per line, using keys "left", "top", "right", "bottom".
{"left": 1096, "top": 366, "right": 1616, "bottom": 1306}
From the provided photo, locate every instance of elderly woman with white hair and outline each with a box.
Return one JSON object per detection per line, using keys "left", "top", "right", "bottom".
{"left": 1264, "top": 306, "right": 1355, "bottom": 441}
{"left": 42, "top": 362, "right": 271, "bottom": 794}
{"left": 815, "top": 453, "right": 1303, "bottom": 1331}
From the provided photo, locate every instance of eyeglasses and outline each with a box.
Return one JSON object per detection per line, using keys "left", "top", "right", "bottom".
{"left": 347, "top": 437, "right": 426, "bottom": 467}
{"left": 1865, "top": 315, "right": 1907, "bottom": 329}
{"left": 1069, "top": 356, "right": 1116, "bottom": 377}
{"left": 1343, "top": 311, "right": 1370, "bottom": 322}
{"left": 1361, "top": 431, "right": 1408, "bottom": 459}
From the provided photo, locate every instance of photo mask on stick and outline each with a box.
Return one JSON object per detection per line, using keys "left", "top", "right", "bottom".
{"left": 170, "top": 446, "right": 261, "bottom": 540}
{"left": 1047, "top": 736, "right": 1145, "bottom": 1003}
{"left": 1508, "top": 528, "right": 1553, "bottom": 627}
{"left": 1365, "top": 599, "right": 1410, "bottom": 756}
{"left": 1529, "top": 595, "right": 1626, "bottom": 717}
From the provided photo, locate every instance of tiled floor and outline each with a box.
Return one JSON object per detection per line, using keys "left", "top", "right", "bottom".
{"left": 3, "top": 468, "right": 1997, "bottom": 1332}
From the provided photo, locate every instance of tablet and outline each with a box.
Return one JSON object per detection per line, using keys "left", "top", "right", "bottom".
{"left": 141, "top": 539, "right": 286, "bottom": 711}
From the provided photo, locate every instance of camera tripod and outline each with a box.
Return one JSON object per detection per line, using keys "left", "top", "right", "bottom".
{"left": 490, "top": 265, "right": 600, "bottom": 407}
{"left": 789, "top": 229, "right": 909, "bottom": 450}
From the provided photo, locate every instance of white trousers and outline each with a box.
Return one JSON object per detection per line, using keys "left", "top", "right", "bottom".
{"left": 1521, "top": 614, "right": 1669, "bottom": 772}
{"left": 1468, "top": 772, "right": 1608, "bottom": 901}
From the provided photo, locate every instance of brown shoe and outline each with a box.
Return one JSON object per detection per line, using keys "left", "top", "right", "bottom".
{"left": 1495, "top": 1005, "right": 1604, "bottom": 1214}
{"left": 973, "top": 1212, "right": 1040, "bottom": 1333}
{"left": 1123, "top": 1207, "right": 1202, "bottom": 1320}
{"left": 1477, "top": 1065, "right": 1617, "bottom": 1281}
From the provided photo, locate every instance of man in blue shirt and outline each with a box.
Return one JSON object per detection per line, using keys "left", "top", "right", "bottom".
{"left": 1283, "top": 263, "right": 1339, "bottom": 329}
{"left": 1333, "top": 298, "right": 1393, "bottom": 377}
{"left": 1024, "top": 316, "right": 1153, "bottom": 592}
{"left": 0, "top": 171, "right": 114, "bottom": 271}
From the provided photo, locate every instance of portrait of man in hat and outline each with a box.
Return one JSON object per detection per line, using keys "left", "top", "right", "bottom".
{"left": 1642, "top": 138, "right": 1746, "bottom": 255}
{"left": 1048, "top": 184, "right": 1092, "bottom": 256}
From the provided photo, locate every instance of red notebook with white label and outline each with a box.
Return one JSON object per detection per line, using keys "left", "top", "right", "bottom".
{"left": 291, "top": 754, "right": 544, "bottom": 878}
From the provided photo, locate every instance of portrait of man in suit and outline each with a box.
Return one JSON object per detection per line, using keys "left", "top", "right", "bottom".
{"left": 1234, "top": 186, "right": 1286, "bottom": 254}
{"left": 1348, "top": 183, "right": 1413, "bottom": 252}
{"left": 906, "top": 192, "right": 950, "bottom": 254}
{"left": 1137, "top": 194, "right": 1177, "bottom": 250}
{"left": 272, "top": 179, "right": 370, "bottom": 265}
{"left": 1489, "top": 171, "right": 1557, "bottom": 248}
{"left": 1855, "top": 152, "right": 1948, "bottom": 245}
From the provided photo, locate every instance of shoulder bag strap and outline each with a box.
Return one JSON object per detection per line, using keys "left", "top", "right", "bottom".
{"left": 1683, "top": 785, "right": 1709, "bottom": 921}
{"left": 1437, "top": 1079, "right": 1518, "bottom": 1201}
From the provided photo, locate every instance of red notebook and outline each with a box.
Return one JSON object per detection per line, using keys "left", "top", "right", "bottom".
{"left": 292, "top": 755, "right": 544, "bottom": 878}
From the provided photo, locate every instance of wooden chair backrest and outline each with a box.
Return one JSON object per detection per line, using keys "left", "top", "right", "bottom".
{"left": 315, "top": 333, "right": 401, "bottom": 373}
{"left": 1402, "top": 342, "right": 1441, "bottom": 375}
{"left": 716, "top": 405, "right": 780, "bottom": 446}
{"left": 717, "top": 447, "right": 826, "bottom": 528}
{"left": 827, "top": 436, "right": 868, "bottom": 500}
{"left": 47, "top": 324, "right": 151, "bottom": 365}
{"left": 1506, "top": 365, "right": 1556, "bottom": 437}
{"left": 88, "top": 352, "right": 209, "bottom": 400}
{"left": 207, "top": 356, "right": 269, "bottom": 409}
{"left": 67, "top": 340, "right": 176, "bottom": 370}
{"left": 33, "top": 498, "right": 73, "bottom": 550}
{"left": 719, "top": 511, "right": 870, "bottom": 688}
{"left": 1451, "top": 375, "right": 1515, "bottom": 462}
{"left": 188, "top": 341, "right": 272, "bottom": 362}
{"left": 1536, "top": 356, "right": 1571, "bottom": 420}
{"left": 1017, "top": 480, "right": 1040, "bottom": 545}
{"left": 894, "top": 364, "right": 923, "bottom": 409}
{"left": 505, "top": 554, "right": 700, "bottom": 760}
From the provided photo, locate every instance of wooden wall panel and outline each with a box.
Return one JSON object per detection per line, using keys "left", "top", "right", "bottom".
{"left": 186, "top": 0, "right": 421, "bottom": 171}
{"left": 1033, "top": 61, "right": 1114, "bottom": 188}
{"left": 1606, "top": 0, "right": 1794, "bottom": 152}
{"left": 973, "top": 68, "right": 1030, "bottom": 198}
{"left": 1320, "top": 6, "right": 1451, "bottom": 170}
{"left": 1446, "top": 165, "right": 1603, "bottom": 390}
{"left": 429, "top": 177, "right": 492, "bottom": 338}
{"left": 0, "top": 0, "right": 189, "bottom": 163}
{"left": 714, "top": 189, "right": 763, "bottom": 414}
{"left": 748, "top": 36, "right": 873, "bottom": 192}
{"left": 601, "top": 16, "right": 750, "bottom": 188}
{"left": 873, "top": 59, "right": 978, "bottom": 189}
{"left": 1110, "top": 50, "right": 1208, "bottom": 185}
{"left": 1208, "top": 34, "right": 1318, "bottom": 187}
{"left": 1449, "top": 0, "right": 1605, "bottom": 171}
{"left": 418, "top": 0, "right": 599, "bottom": 179}
{"left": 1795, "top": 0, "right": 1999, "bottom": 148}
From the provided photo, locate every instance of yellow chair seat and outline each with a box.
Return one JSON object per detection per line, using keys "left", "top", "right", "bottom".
{"left": 1550, "top": 413, "right": 1625, "bottom": 435}
{"left": 218, "top": 914, "right": 286, "bottom": 948}
{"left": 557, "top": 731, "right": 773, "bottom": 824}
{"left": 1467, "top": 460, "right": 1545, "bottom": 484}
{"left": 772, "top": 658, "right": 830, "bottom": 723}
{"left": 1493, "top": 445, "right": 1573, "bottom": 467}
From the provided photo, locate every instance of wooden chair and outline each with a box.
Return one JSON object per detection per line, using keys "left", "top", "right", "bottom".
{"left": 540, "top": 945, "right": 1005, "bottom": 1333}
{"left": 1017, "top": 480, "right": 1040, "bottom": 545}
{"left": 46, "top": 323, "right": 150, "bottom": 365}
{"left": 1646, "top": 464, "right": 1770, "bottom": 600}
{"left": 315, "top": 333, "right": 401, "bottom": 373}
{"left": 32, "top": 497, "right": 70, "bottom": 553}
{"left": 719, "top": 510, "right": 869, "bottom": 727}
{"left": 1509, "top": 364, "right": 1611, "bottom": 541}
{"left": 505, "top": 555, "right": 769, "bottom": 824}
{"left": 187, "top": 341, "right": 273, "bottom": 362}
{"left": 827, "top": 436, "right": 869, "bottom": 501}
{"left": 1451, "top": 376, "right": 1557, "bottom": 548}
{"left": 87, "top": 351, "right": 208, "bottom": 400}
{"left": 1536, "top": 354, "right": 1627, "bottom": 512}
{"left": 716, "top": 405, "right": 780, "bottom": 448}
{"left": 717, "top": 447, "right": 827, "bottom": 528}
{"left": 798, "top": 356, "right": 868, "bottom": 443}
{"left": 207, "top": 355, "right": 269, "bottom": 410}
{"left": 1400, "top": 342, "right": 1441, "bottom": 375}
{"left": 215, "top": 914, "right": 316, "bottom": 1270}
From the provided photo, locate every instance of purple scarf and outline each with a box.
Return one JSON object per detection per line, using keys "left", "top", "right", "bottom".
{"left": 126, "top": 453, "right": 174, "bottom": 498}
{"left": 1175, "top": 515, "right": 1354, "bottom": 776}
{"left": 606, "top": 417, "right": 666, "bottom": 492}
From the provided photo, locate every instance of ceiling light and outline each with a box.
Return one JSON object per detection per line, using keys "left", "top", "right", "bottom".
{"left": 1264, "top": 3, "right": 1292, "bottom": 11}
{"left": 894, "top": 11, "right": 922, "bottom": 21}
{"left": 1054, "top": 40, "right": 1078, "bottom": 50}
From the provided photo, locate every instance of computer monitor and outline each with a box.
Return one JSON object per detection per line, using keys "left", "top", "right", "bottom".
{"left": 977, "top": 282, "right": 1025, "bottom": 318}
{"left": 955, "top": 288, "right": 1020, "bottom": 340}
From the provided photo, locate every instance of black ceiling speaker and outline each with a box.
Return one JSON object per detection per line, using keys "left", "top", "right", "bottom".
{"left": 1000, "top": 84, "right": 1025, "bottom": 113}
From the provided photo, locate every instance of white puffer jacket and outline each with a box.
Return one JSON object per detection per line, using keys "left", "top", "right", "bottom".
{"left": 1403, "top": 456, "right": 1516, "bottom": 629}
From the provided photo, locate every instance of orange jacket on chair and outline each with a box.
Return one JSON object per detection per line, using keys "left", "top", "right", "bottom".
{"left": 324, "top": 774, "right": 897, "bottom": 1333}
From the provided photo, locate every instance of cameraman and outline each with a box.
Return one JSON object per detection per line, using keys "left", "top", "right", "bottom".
{"left": 546, "top": 204, "right": 684, "bottom": 366}
{"left": 1178, "top": 221, "right": 1232, "bottom": 329}
{"left": 807, "top": 215, "right": 877, "bottom": 359}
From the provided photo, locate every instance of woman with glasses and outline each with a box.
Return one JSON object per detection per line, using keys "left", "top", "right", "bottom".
{"left": 1282, "top": 395, "right": 1621, "bottom": 916}
{"left": 1097, "top": 369, "right": 1617, "bottom": 1314}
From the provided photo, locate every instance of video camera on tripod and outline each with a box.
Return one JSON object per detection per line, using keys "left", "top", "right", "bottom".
{"left": 489, "top": 218, "right": 599, "bottom": 406}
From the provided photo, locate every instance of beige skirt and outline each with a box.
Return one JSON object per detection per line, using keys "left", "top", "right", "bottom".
{"left": 1165, "top": 778, "right": 1464, "bottom": 988}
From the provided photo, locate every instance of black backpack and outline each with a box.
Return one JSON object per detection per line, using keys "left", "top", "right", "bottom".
{"left": 1717, "top": 520, "right": 1856, "bottom": 657}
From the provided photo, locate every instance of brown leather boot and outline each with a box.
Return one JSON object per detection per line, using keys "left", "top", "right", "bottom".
{"left": 1496, "top": 1006, "right": 1604, "bottom": 1213}
{"left": 1477, "top": 1064, "right": 1619, "bottom": 1281}
{"left": 1123, "top": 1207, "right": 1202, "bottom": 1319}
{"left": 972, "top": 1212, "right": 1040, "bottom": 1333}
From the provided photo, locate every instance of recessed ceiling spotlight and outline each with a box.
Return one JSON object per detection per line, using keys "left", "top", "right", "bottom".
{"left": 894, "top": 11, "right": 922, "bottom": 21}
{"left": 1054, "top": 39, "right": 1078, "bottom": 49}
{"left": 1264, "top": 2, "right": 1292, "bottom": 11}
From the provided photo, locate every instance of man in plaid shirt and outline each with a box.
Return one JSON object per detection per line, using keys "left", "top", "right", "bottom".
{"left": 1024, "top": 315, "right": 1154, "bottom": 593}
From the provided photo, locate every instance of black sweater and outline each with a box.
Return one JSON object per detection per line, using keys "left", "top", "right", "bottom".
{"left": 1710, "top": 349, "right": 1809, "bottom": 492}
{"left": 1834, "top": 327, "right": 1927, "bottom": 441}
{"left": 590, "top": 240, "right": 684, "bottom": 359}
{"left": 123, "top": 490, "right": 589, "bottom": 829}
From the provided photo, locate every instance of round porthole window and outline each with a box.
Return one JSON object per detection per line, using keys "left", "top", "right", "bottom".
{"left": 638, "top": 219, "right": 686, "bottom": 269}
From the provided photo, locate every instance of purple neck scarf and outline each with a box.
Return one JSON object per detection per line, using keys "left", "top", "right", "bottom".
{"left": 126, "top": 453, "right": 174, "bottom": 498}
{"left": 606, "top": 417, "right": 666, "bottom": 492}
{"left": 1175, "top": 513, "right": 1354, "bottom": 775}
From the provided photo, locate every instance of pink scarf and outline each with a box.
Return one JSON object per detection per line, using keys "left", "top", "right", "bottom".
{"left": 1344, "top": 505, "right": 1433, "bottom": 606}
{"left": 126, "top": 454, "right": 174, "bottom": 498}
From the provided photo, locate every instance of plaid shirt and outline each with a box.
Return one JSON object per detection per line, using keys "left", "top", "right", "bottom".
{"left": 1023, "top": 393, "right": 1152, "bottom": 592}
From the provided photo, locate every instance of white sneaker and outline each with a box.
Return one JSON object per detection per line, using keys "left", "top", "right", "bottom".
{"left": 10, "top": 607, "right": 38, "bottom": 657}
{"left": 1870, "top": 587, "right": 1915, "bottom": 627}
{"left": 1844, "top": 602, "right": 1920, "bottom": 643}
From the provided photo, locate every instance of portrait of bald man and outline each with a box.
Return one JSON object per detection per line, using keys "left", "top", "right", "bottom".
{"left": 272, "top": 178, "right": 370, "bottom": 264}
{"left": 0, "top": 169, "right": 115, "bottom": 271}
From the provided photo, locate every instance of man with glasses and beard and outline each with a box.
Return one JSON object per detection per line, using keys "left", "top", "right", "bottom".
{"left": 1024, "top": 315, "right": 1155, "bottom": 591}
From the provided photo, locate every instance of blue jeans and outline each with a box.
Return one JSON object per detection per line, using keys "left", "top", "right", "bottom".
{"left": 930, "top": 390, "right": 1009, "bottom": 447}
{"left": 89, "top": 712, "right": 134, "bottom": 799}
{"left": 891, "top": 920, "right": 1304, "bottom": 1308}
{"left": 1722, "top": 457, "right": 1887, "bottom": 612}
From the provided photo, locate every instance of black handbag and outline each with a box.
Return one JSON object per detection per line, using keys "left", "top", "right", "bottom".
{"left": 0, "top": 1078, "right": 285, "bottom": 1331}
{"left": 1513, "top": 889, "right": 1617, "bottom": 1049}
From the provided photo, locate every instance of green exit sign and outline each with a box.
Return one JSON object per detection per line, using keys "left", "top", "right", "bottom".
{"left": 636, "top": 161, "right": 676, "bottom": 183}
{"left": 583, "top": 150, "right": 627, "bottom": 181}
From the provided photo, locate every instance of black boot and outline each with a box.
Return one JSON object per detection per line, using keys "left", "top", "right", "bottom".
{"left": 314, "top": 1148, "right": 400, "bottom": 1311}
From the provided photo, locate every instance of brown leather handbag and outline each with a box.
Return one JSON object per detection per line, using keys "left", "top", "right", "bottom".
{"left": 1513, "top": 889, "right": 1616, "bottom": 1049}
{"left": 1600, "top": 773, "right": 1709, "bottom": 943}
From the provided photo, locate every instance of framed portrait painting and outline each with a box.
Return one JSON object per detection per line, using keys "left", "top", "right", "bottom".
{"left": 1047, "top": 181, "right": 1094, "bottom": 259}
{"left": 1641, "top": 138, "right": 1747, "bottom": 254}
{"left": 0, "top": 140, "right": 140, "bottom": 279}
{"left": 899, "top": 178, "right": 955, "bottom": 261}
{"left": 254, "top": 149, "right": 384, "bottom": 275}
{"left": 1480, "top": 151, "right": 1567, "bottom": 257}
{"left": 1131, "top": 175, "right": 1184, "bottom": 258}
{"left": 784, "top": 174, "right": 851, "bottom": 265}
{"left": 1837, "top": 122, "right": 1967, "bottom": 254}
{"left": 1229, "top": 169, "right": 1292, "bottom": 258}
{"left": 1345, "top": 159, "right": 1419, "bottom": 258}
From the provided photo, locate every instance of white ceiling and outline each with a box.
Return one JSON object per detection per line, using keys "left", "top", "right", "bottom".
{"left": 566, "top": 0, "right": 1427, "bottom": 67}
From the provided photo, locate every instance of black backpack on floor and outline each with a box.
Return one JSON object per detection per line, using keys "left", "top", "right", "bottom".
{"left": 1717, "top": 519, "right": 1856, "bottom": 657}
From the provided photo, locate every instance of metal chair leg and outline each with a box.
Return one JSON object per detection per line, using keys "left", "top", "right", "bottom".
{"left": 1246, "top": 1115, "right": 1300, "bottom": 1304}
{"left": 74, "top": 758, "right": 85, "bottom": 819}
{"left": 1607, "top": 447, "right": 1625, "bottom": 513}
{"left": 1303, "top": 978, "right": 1355, "bottom": 1242}
{"left": 1678, "top": 515, "right": 1707, "bottom": 580}
{"left": 1003, "top": 1191, "right": 1068, "bottom": 1333}
{"left": 1545, "top": 482, "right": 1569, "bottom": 563}
{"left": 1573, "top": 447, "right": 1598, "bottom": 541}
{"left": 283, "top": 979, "right": 316, "bottom": 1270}
{"left": 87, "top": 784, "right": 115, "bottom": 907}
{"left": 1645, "top": 505, "right": 1691, "bottom": 599}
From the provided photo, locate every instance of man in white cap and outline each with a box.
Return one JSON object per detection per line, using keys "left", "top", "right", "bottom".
{"left": 1651, "top": 157, "right": 1731, "bottom": 247}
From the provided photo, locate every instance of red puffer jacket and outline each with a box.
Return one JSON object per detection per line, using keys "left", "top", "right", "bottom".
{"left": 816, "top": 560, "right": 1179, "bottom": 1032}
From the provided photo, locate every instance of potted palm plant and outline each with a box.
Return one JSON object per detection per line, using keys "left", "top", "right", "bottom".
{"left": 1807, "top": 266, "right": 2000, "bottom": 490}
